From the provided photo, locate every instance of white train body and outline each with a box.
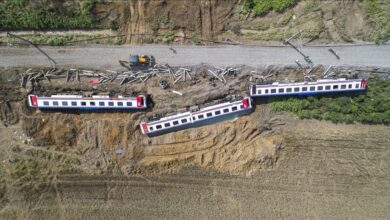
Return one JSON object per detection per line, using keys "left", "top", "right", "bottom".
{"left": 140, "top": 97, "right": 253, "bottom": 137}
{"left": 249, "top": 78, "right": 367, "bottom": 97}
{"left": 28, "top": 94, "right": 147, "bottom": 110}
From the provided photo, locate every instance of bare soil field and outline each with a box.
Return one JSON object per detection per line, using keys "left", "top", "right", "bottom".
{"left": 0, "top": 117, "right": 389, "bottom": 219}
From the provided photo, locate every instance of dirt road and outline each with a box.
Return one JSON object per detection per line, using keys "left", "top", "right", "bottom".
{"left": 1, "top": 44, "right": 390, "bottom": 69}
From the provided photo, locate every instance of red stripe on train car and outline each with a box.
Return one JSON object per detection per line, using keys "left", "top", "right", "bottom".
{"left": 242, "top": 98, "right": 249, "bottom": 109}
{"left": 30, "top": 95, "right": 38, "bottom": 107}
{"left": 136, "top": 96, "right": 143, "bottom": 108}
{"left": 362, "top": 79, "right": 367, "bottom": 89}
{"left": 141, "top": 122, "right": 149, "bottom": 133}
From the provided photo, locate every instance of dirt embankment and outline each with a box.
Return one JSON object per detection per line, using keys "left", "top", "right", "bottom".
{"left": 94, "top": 0, "right": 389, "bottom": 44}
{"left": 94, "top": 0, "right": 237, "bottom": 44}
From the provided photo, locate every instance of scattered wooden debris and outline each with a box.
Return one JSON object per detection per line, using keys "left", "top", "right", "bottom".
{"left": 17, "top": 65, "right": 240, "bottom": 88}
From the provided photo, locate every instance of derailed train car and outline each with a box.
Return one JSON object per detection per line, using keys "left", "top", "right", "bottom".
{"left": 28, "top": 94, "right": 147, "bottom": 110}
{"left": 140, "top": 97, "right": 253, "bottom": 137}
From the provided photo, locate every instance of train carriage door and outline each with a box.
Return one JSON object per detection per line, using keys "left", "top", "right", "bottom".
{"left": 140, "top": 122, "right": 148, "bottom": 134}
{"left": 136, "top": 96, "right": 144, "bottom": 108}
{"left": 361, "top": 79, "right": 367, "bottom": 89}
{"left": 250, "top": 84, "right": 256, "bottom": 96}
{"left": 242, "top": 98, "right": 249, "bottom": 109}
{"left": 29, "top": 95, "right": 38, "bottom": 107}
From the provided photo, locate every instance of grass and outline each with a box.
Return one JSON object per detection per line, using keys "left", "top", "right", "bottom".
{"left": 303, "top": 0, "right": 319, "bottom": 14}
{"left": 0, "top": 0, "right": 96, "bottom": 30}
{"left": 269, "top": 80, "right": 390, "bottom": 124}
{"left": 190, "top": 32, "right": 201, "bottom": 44}
{"left": 364, "top": 0, "right": 390, "bottom": 44}
{"left": 1, "top": 34, "right": 123, "bottom": 46}
{"left": 8, "top": 149, "right": 80, "bottom": 179}
{"left": 243, "top": 0, "right": 299, "bottom": 16}
{"left": 248, "top": 29, "right": 294, "bottom": 41}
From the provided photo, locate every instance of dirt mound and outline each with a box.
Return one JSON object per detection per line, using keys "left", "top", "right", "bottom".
{"left": 20, "top": 107, "right": 282, "bottom": 176}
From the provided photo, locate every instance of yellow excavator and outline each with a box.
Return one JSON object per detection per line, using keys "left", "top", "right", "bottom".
{"left": 119, "top": 54, "right": 155, "bottom": 68}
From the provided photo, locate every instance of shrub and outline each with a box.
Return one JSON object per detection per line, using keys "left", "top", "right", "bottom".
{"left": 0, "top": 0, "right": 96, "bottom": 30}
{"left": 269, "top": 80, "right": 390, "bottom": 124}
{"left": 109, "top": 20, "right": 119, "bottom": 30}
{"left": 230, "top": 24, "right": 242, "bottom": 35}
{"left": 243, "top": 0, "right": 299, "bottom": 16}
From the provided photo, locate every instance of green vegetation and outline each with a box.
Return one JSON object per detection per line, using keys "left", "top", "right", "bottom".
{"left": 269, "top": 80, "right": 390, "bottom": 124}
{"left": 0, "top": 0, "right": 96, "bottom": 30}
{"left": 364, "top": 0, "right": 390, "bottom": 43}
{"left": 190, "top": 32, "right": 201, "bottom": 44}
{"left": 243, "top": 0, "right": 299, "bottom": 15}
{"left": 1, "top": 34, "right": 123, "bottom": 46}
{"left": 8, "top": 149, "right": 80, "bottom": 179}
{"left": 303, "top": 0, "right": 318, "bottom": 14}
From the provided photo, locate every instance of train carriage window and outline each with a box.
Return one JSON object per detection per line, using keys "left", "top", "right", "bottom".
{"left": 53, "top": 101, "right": 59, "bottom": 106}
{"left": 333, "top": 85, "right": 339, "bottom": 89}
{"left": 108, "top": 102, "right": 114, "bottom": 106}
{"left": 232, "top": 106, "right": 238, "bottom": 111}
{"left": 223, "top": 108, "right": 229, "bottom": 113}
{"left": 192, "top": 117, "right": 196, "bottom": 121}
{"left": 278, "top": 88, "right": 284, "bottom": 93}
{"left": 240, "top": 105, "right": 244, "bottom": 109}
{"left": 81, "top": 101, "right": 86, "bottom": 106}
{"left": 257, "top": 90, "right": 261, "bottom": 94}
{"left": 99, "top": 102, "right": 105, "bottom": 106}
{"left": 355, "top": 84, "right": 360, "bottom": 88}
{"left": 265, "top": 89, "right": 269, "bottom": 94}
{"left": 71, "top": 101, "right": 77, "bottom": 106}
{"left": 149, "top": 127, "right": 154, "bottom": 131}
{"left": 164, "top": 123, "right": 171, "bottom": 127}
{"left": 348, "top": 84, "right": 352, "bottom": 89}
{"left": 62, "top": 101, "right": 68, "bottom": 106}
{"left": 90, "top": 102, "right": 95, "bottom": 106}
{"left": 286, "top": 88, "right": 292, "bottom": 92}
{"left": 325, "top": 85, "right": 331, "bottom": 90}
{"left": 317, "top": 86, "right": 323, "bottom": 91}
{"left": 310, "top": 86, "right": 315, "bottom": 91}
{"left": 206, "top": 112, "right": 213, "bottom": 117}
{"left": 198, "top": 115, "right": 204, "bottom": 119}
{"left": 302, "top": 87, "right": 308, "bottom": 91}
{"left": 173, "top": 121, "right": 179, "bottom": 125}
{"left": 117, "top": 102, "right": 123, "bottom": 106}
{"left": 43, "top": 101, "right": 49, "bottom": 106}
{"left": 271, "top": 89, "right": 276, "bottom": 94}
{"left": 156, "top": 125, "right": 162, "bottom": 129}
{"left": 181, "top": 119, "right": 188, "bottom": 123}
{"left": 341, "top": 85, "right": 347, "bottom": 89}
{"left": 294, "top": 87, "right": 300, "bottom": 92}
{"left": 126, "top": 102, "right": 132, "bottom": 106}
{"left": 215, "top": 110, "right": 221, "bottom": 115}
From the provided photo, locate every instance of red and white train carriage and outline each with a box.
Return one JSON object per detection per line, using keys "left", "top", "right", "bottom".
{"left": 28, "top": 94, "right": 147, "bottom": 110}
{"left": 249, "top": 78, "right": 367, "bottom": 98}
{"left": 140, "top": 97, "right": 253, "bottom": 137}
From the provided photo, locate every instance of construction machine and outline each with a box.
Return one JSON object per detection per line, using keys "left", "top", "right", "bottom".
{"left": 119, "top": 55, "right": 155, "bottom": 69}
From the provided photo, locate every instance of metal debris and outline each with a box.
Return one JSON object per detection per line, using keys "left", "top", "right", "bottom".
{"left": 172, "top": 90, "right": 183, "bottom": 96}
{"left": 207, "top": 66, "right": 240, "bottom": 84}
{"left": 328, "top": 48, "right": 340, "bottom": 60}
